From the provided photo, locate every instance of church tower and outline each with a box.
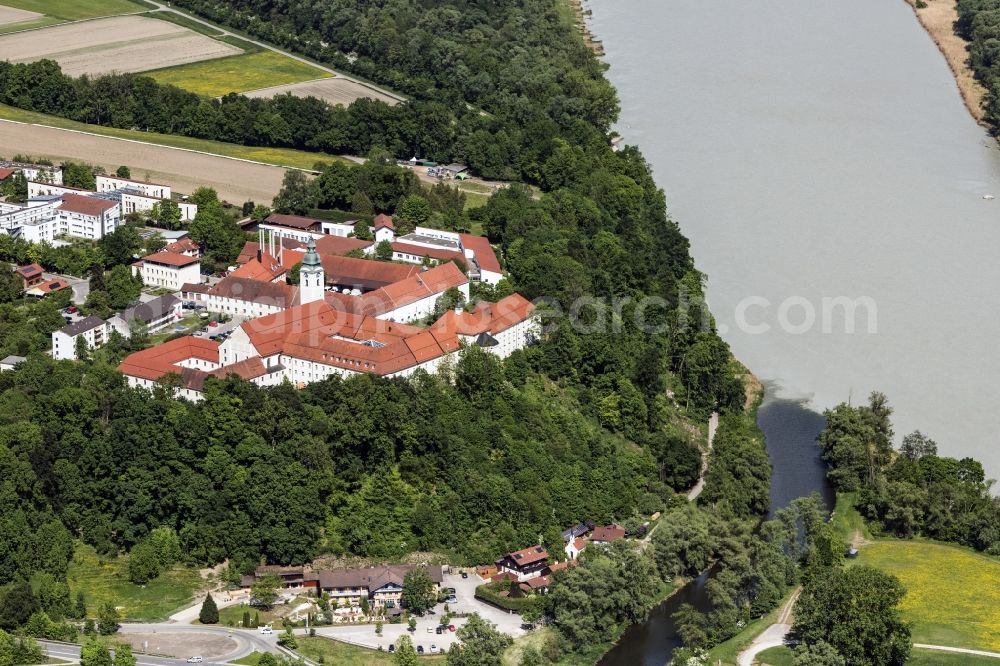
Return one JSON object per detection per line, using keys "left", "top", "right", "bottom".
{"left": 299, "top": 238, "right": 324, "bottom": 304}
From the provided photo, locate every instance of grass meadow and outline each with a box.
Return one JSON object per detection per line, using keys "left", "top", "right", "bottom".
{"left": 852, "top": 540, "right": 1000, "bottom": 651}
{"left": 296, "top": 637, "right": 446, "bottom": 666}
{"left": 0, "top": 0, "right": 151, "bottom": 21}
{"left": 67, "top": 543, "right": 203, "bottom": 621}
{"left": 147, "top": 51, "right": 328, "bottom": 98}
{"left": 758, "top": 646, "right": 1000, "bottom": 665}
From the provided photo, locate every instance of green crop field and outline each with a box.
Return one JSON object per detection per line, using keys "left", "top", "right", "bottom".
{"left": 146, "top": 51, "right": 328, "bottom": 98}
{"left": 853, "top": 541, "right": 1000, "bottom": 651}
{"left": 758, "top": 645, "right": 1000, "bottom": 665}
{"left": 0, "top": 0, "right": 152, "bottom": 21}
{"left": 67, "top": 543, "right": 203, "bottom": 621}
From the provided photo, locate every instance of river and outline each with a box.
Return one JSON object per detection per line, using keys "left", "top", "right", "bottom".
{"left": 587, "top": 0, "right": 1000, "bottom": 482}
{"left": 597, "top": 395, "right": 830, "bottom": 665}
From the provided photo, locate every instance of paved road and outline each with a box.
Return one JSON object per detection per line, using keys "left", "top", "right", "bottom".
{"left": 146, "top": 1, "right": 404, "bottom": 103}
{"left": 736, "top": 587, "right": 799, "bottom": 666}
{"left": 40, "top": 639, "right": 238, "bottom": 666}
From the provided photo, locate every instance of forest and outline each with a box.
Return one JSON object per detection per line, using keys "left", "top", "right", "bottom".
{"left": 958, "top": 0, "right": 1000, "bottom": 127}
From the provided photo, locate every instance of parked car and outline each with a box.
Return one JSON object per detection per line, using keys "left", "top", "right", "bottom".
{"left": 208, "top": 321, "right": 219, "bottom": 327}
{"left": 430, "top": 645, "right": 439, "bottom": 654}
{"left": 259, "top": 626, "right": 272, "bottom": 634}
{"left": 209, "top": 335, "right": 219, "bottom": 341}
{"left": 461, "top": 572, "right": 469, "bottom": 579}
{"left": 448, "top": 624, "right": 456, "bottom": 632}
{"left": 426, "top": 627, "right": 433, "bottom": 633}
{"left": 446, "top": 595, "right": 458, "bottom": 604}
{"left": 443, "top": 587, "right": 456, "bottom": 595}
{"left": 186, "top": 657, "right": 203, "bottom": 663}
{"left": 387, "top": 644, "right": 395, "bottom": 653}
{"left": 65, "top": 306, "right": 77, "bottom": 314}
{"left": 416, "top": 646, "right": 424, "bottom": 655}
{"left": 435, "top": 626, "right": 444, "bottom": 635}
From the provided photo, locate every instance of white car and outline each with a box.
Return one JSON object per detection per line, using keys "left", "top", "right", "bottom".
{"left": 259, "top": 626, "right": 273, "bottom": 634}
{"left": 186, "top": 657, "right": 204, "bottom": 663}
{"left": 430, "top": 645, "right": 440, "bottom": 654}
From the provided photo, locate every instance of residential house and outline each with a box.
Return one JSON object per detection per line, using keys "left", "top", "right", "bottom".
{"left": 590, "top": 525, "right": 626, "bottom": 545}
{"left": 13, "top": 263, "right": 44, "bottom": 290}
{"left": 55, "top": 194, "right": 121, "bottom": 240}
{"left": 25, "top": 278, "right": 70, "bottom": 298}
{"left": 109, "top": 295, "right": 182, "bottom": 337}
{"left": 564, "top": 537, "right": 586, "bottom": 561}
{"left": 0, "top": 355, "right": 26, "bottom": 372}
{"left": 133, "top": 251, "right": 201, "bottom": 291}
{"left": 52, "top": 316, "right": 110, "bottom": 360}
{"left": 373, "top": 214, "right": 395, "bottom": 243}
{"left": 495, "top": 546, "right": 549, "bottom": 582}
{"left": 95, "top": 175, "right": 170, "bottom": 200}
{"left": 314, "top": 565, "right": 443, "bottom": 610}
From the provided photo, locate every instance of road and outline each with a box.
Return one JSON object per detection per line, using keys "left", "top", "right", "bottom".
{"left": 736, "top": 587, "right": 799, "bottom": 666}
{"left": 686, "top": 411, "right": 719, "bottom": 501}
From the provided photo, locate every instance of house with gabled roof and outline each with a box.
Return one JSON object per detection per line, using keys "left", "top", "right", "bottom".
{"left": 496, "top": 545, "right": 549, "bottom": 582}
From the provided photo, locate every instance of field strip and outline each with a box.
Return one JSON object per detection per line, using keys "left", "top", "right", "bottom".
{"left": 0, "top": 118, "right": 315, "bottom": 172}
{"left": 0, "top": 118, "right": 304, "bottom": 202}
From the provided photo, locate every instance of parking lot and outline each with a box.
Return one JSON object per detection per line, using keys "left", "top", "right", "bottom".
{"left": 309, "top": 573, "right": 527, "bottom": 653}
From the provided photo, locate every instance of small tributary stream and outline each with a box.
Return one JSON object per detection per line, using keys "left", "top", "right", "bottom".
{"left": 597, "top": 390, "right": 832, "bottom": 666}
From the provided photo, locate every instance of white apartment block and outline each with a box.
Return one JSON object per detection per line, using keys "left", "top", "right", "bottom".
{"left": 96, "top": 175, "right": 170, "bottom": 200}
{"left": 120, "top": 192, "right": 197, "bottom": 222}
{"left": 133, "top": 251, "right": 201, "bottom": 291}
{"left": 52, "top": 316, "right": 110, "bottom": 360}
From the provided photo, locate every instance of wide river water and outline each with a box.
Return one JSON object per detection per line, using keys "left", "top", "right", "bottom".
{"left": 588, "top": 0, "right": 1000, "bottom": 481}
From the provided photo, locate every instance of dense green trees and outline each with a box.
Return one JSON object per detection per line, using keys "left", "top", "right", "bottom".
{"left": 792, "top": 566, "right": 910, "bottom": 666}
{"left": 818, "top": 393, "right": 999, "bottom": 554}
{"left": 401, "top": 570, "right": 435, "bottom": 615}
{"left": 446, "top": 614, "right": 512, "bottom": 666}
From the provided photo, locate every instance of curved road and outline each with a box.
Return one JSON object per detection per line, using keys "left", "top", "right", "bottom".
{"left": 40, "top": 625, "right": 278, "bottom": 666}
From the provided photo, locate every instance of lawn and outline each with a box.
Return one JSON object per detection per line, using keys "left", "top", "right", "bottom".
{"left": 146, "top": 51, "right": 328, "bottom": 98}
{"left": 295, "top": 636, "right": 446, "bottom": 666}
{"left": 852, "top": 540, "right": 1000, "bottom": 651}
{"left": 829, "top": 492, "right": 870, "bottom": 545}
{"left": 0, "top": 0, "right": 152, "bottom": 21}
{"left": 0, "top": 15, "right": 60, "bottom": 33}
{"left": 756, "top": 646, "right": 794, "bottom": 666}
{"left": 758, "top": 646, "right": 1000, "bottom": 665}
{"left": 0, "top": 103, "right": 344, "bottom": 171}
{"left": 67, "top": 543, "right": 203, "bottom": 621}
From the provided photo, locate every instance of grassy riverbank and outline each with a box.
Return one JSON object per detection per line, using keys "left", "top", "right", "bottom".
{"left": 905, "top": 0, "right": 986, "bottom": 123}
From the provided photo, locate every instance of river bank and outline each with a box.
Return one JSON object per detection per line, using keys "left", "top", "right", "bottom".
{"left": 905, "top": 0, "right": 987, "bottom": 123}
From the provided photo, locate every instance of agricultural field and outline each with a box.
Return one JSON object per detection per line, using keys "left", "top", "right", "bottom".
{"left": 67, "top": 543, "right": 203, "bottom": 621}
{"left": 0, "top": 0, "right": 151, "bottom": 22}
{"left": 852, "top": 541, "right": 1000, "bottom": 651}
{"left": 147, "top": 51, "right": 328, "bottom": 98}
{"left": 243, "top": 76, "right": 400, "bottom": 107}
{"left": 0, "top": 15, "right": 240, "bottom": 77}
{"left": 0, "top": 108, "right": 342, "bottom": 202}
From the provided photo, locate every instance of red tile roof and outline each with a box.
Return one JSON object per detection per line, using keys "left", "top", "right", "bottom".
{"left": 591, "top": 525, "right": 626, "bottom": 543}
{"left": 373, "top": 213, "right": 394, "bottom": 230}
{"left": 459, "top": 233, "right": 502, "bottom": 274}
{"left": 0, "top": 168, "right": 15, "bottom": 180}
{"left": 14, "top": 263, "right": 43, "bottom": 278}
{"left": 118, "top": 336, "right": 219, "bottom": 383}
{"left": 230, "top": 253, "right": 286, "bottom": 282}
{"left": 165, "top": 238, "right": 199, "bottom": 254}
{"left": 315, "top": 235, "right": 373, "bottom": 256}
{"left": 431, "top": 293, "right": 534, "bottom": 338}
{"left": 208, "top": 275, "right": 298, "bottom": 308}
{"left": 27, "top": 279, "right": 70, "bottom": 295}
{"left": 57, "top": 193, "right": 116, "bottom": 217}
{"left": 141, "top": 251, "right": 199, "bottom": 268}
{"left": 361, "top": 262, "right": 467, "bottom": 317}
{"left": 502, "top": 546, "right": 549, "bottom": 567}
